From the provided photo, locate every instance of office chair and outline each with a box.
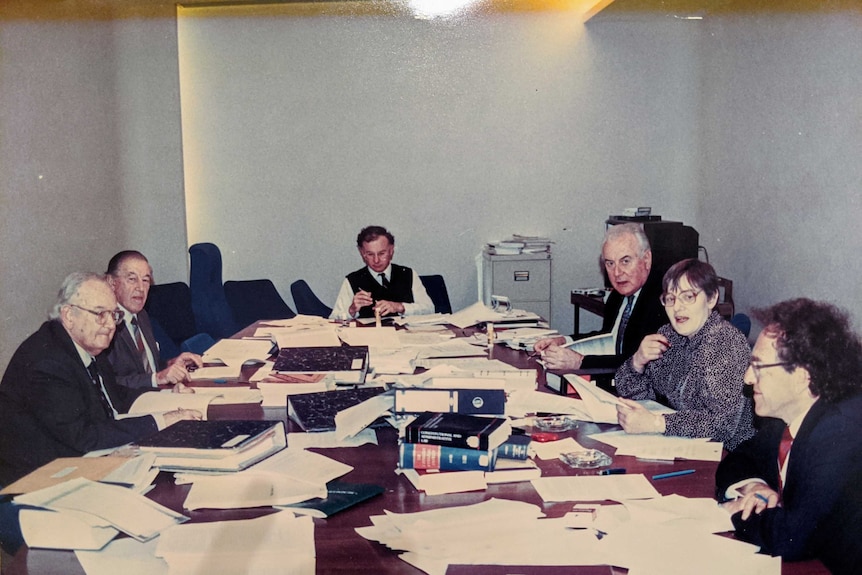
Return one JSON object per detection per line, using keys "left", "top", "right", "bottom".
{"left": 188, "top": 242, "right": 240, "bottom": 339}
{"left": 180, "top": 333, "right": 217, "bottom": 356}
{"left": 290, "top": 279, "right": 333, "bottom": 317}
{"left": 419, "top": 274, "right": 452, "bottom": 314}
{"left": 224, "top": 279, "right": 296, "bottom": 327}
{"left": 730, "top": 313, "right": 752, "bottom": 338}
{"left": 144, "top": 281, "right": 199, "bottom": 361}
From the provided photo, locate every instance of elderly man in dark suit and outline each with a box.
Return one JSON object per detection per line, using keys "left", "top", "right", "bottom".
{"left": 534, "top": 222, "right": 666, "bottom": 372}
{"left": 105, "top": 250, "right": 202, "bottom": 388}
{"left": 716, "top": 298, "right": 862, "bottom": 565}
{"left": 0, "top": 272, "right": 201, "bottom": 485}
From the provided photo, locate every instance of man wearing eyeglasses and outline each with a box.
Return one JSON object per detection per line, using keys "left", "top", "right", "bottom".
{"left": 105, "top": 251, "right": 202, "bottom": 388}
{"left": 534, "top": 222, "right": 666, "bottom": 373}
{"left": 0, "top": 272, "right": 201, "bottom": 485}
{"left": 716, "top": 298, "right": 862, "bottom": 568}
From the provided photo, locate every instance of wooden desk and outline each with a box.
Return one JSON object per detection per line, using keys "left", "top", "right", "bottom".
{"left": 570, "top": 292, "right": 606, "bottom": 337}
{"left": 4, "top": 325, "right": 829, "bottom": 575}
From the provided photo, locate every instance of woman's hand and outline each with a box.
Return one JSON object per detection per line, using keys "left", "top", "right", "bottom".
{"left": 631, "top": 334, "right": 670, "bottom": 373}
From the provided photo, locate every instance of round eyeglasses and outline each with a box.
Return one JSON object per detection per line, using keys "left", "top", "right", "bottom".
{"left": 69, "top": 304, "right": 125, "bottom": 325}
{"left": 660, "top": 289, "right": 701, "bottom": 307}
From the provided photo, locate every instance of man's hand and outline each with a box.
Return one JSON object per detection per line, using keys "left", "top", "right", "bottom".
{"left": 349, "top": 290, "right": 373, "bottom": 316}
{"left": 171, "top": 382, "right": 196, "bottom": 394}
{"left": 163, "top": 407, "right": 203, "bottom": 426}
{"left": 533, "top": 336, "right": 567, "bottom": 353}
{"left": 157, "top": 352, "right": 203, "bottom": 386}
{"left": 541, "top": 345, "right": 584, "bottom": 371}
{"left": 373, "top": 300, "right": 405, "bottom": 316}
{"left": 721, "top": 482, "right": 779, "bottom": 520}
{"left": 631, "top": 334, "right": 670, "bottom": 373}
{"left": 616, "top": 397, "right": 666, "bottom": 434}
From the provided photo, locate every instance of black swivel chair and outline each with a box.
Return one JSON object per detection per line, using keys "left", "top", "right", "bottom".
{"left": 419, "top": 274, "right": 452, "bottom": 314}
{"left": 224, "top": 279, "right": 296, "bottom": 327}
{"left": 188, "top": 242, "right": 240, "bottom": 339}
{"left": 290, "top": 280, "right": 333, "bottom": 318}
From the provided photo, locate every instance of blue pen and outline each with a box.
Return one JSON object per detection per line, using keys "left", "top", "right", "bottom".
{"left": 652, "top": 469, "right": 695, "bottom": 480}
{"left": 598, "top": 468, "right": 627, "bottom": 475}
{"left": 754, "top": 493, "right": 770, "bottom": 504}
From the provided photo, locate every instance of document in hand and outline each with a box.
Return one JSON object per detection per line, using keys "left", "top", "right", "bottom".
{"left": 564, "top": 374, "right": 674, "bottom": 424}
{"left": 136, "top": 420, "right": 287, "bottom": 472}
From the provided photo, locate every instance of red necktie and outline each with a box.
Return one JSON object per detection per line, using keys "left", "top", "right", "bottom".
{"left": 777, "top": 425, "right": 793, "bottom": 494}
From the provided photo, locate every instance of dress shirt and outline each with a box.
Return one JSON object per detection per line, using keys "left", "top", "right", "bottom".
{"left": 119, "top": 304, "right": 158, "bottom": 387}
{"left": 330, "top": 265, "right": 434, "bottom": 319}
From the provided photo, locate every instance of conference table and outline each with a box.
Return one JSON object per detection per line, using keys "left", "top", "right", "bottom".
{"left": 4, "top": 321, "right": 829, "bottom": 575}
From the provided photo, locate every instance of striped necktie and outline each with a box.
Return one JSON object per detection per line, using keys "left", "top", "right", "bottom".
{"left": 616, "top": 295, "right": 635, "bottom": 355}
{"left": 86, "top": 360, "right": 114, "bottom": 418}
{"left": 131, "top": 316, "right": 152, "bottom": 375}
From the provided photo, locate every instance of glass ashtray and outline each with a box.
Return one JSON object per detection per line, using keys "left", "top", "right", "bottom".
{"left": 533, "top": 416, "right": 578, "bottom": 433}
{"left": 560, "top": 449, "right": 613, "bottom": 469}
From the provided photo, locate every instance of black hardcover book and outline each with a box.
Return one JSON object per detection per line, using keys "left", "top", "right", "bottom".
{"left": 287, "top": 387, "right": 388, "bottom": 432}
{"left": 136, "top": 420, "right": 283, "bottom": 457}
{"left": 280, "top": 481, "right": 384, "bottom": 518}
{"left": 497, "top": 434, "right": 531, "bottom": 460}
{"left": 403, "top": 412, "right": 511, "bottom": 451}
{"left": 273, "top": 346, "right": 369, "bottom": 383}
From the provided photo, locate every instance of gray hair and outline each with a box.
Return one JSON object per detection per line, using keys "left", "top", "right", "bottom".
{"left": 49, "top": 272, "right": 109, "bottom": 320}
{"left": 602, "top": 222, "right": 651, "bottom": 257}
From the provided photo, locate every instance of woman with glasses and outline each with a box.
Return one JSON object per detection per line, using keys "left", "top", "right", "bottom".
{"left": 614, "top": 258, "right": 755, "bottom": 451}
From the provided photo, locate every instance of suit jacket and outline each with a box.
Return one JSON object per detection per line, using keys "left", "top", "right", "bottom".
{"left": 106, "top": 309, "right": 163, "bottom": 389}
{"left": 346, "top": 264, "right": 415, "bottom": 318}
{"left": 579, "top": 270, "right": 667, "bottom": 370}
{"left": 715, "top": 393, "right": 862, "bottom": 560}
{"left": 0, "top": 321, "right": 159, "bottom": 485}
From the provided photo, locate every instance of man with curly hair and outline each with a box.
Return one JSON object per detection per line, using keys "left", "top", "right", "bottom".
{"left": 715, "top": 298, "right": 862, "bottom": 571}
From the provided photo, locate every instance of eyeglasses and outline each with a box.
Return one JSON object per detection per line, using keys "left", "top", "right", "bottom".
{"left": 69, "top": 304, "right": 125, "bottom": 325}
{"left": 660, "top": 290, "right": 701, "bottom": 307}
{"left": 748, "top": 361, "right": 792, "bottom": 381}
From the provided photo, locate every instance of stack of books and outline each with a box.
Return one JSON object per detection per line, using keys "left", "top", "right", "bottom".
{"left": 398, "top": 412, "right": 514, "bottom": 473}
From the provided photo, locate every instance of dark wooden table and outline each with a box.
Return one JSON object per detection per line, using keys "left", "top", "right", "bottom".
{"left": 4, "top": 326, "right": 829, "bottom": 575}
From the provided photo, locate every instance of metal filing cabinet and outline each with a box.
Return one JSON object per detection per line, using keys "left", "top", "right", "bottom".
{"left": 481, "top": 250, "right": 551, "bottom": 320}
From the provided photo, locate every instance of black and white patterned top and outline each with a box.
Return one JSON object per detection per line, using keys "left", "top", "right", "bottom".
{"left": 615, "top": 311, "right": 755, "bottom": 451}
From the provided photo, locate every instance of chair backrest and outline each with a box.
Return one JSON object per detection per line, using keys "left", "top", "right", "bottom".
{"left": 290, "top": 279, "right": 333, "bottom": 318}
{"left": 730, "top": 313, "right": 752, "bottom": 338}
{"left": 144, "top": 281, "right": 198, "bottom": 347}
{"left": 180, "top": 332, "right": 217, "bottom": 356}
{"left": 224, "top": 279, "right": 296, "bottom": 327}
{"left": 419, "top": 274, "right": 452, "bottom": 315}
{"left": 188, "top": 242, "right": 240, "bottom": 339}
{"left": 148, "top": 315, "right": 181, "bottom": 362}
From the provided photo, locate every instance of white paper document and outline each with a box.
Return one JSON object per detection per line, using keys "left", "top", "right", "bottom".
{"left": 123, "top": 390, "right": 216, "bottom": 420}
{"left": 531, "top": 474, "right": 661, "bottom": 502}
{"left": 588, "top": 430, "right": 723, "bottom": 461}
{"left": 334, "top": 392, "right": 394, "bottom": 440}
{"left": 156, "top": 512, "right": 315, "bottom": 575}
{"left": 564, "top": 374, "right": 675, "bottom": 424}
{"left": 287, "top": 428, "right": 378, "bottom": 449}
{"left": 337, "top": 326, "right": 402, "bottom": 348}
{"left": 201, "top": 338, "right": 273, "bottom": 367}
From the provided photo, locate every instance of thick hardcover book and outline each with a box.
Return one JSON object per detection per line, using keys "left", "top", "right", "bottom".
{"left": 273, "top": 346, "right": 369, "bottom": 383}
{"left": 137, "top": 420, "right": 282, "bottom": 457}
{"left": 497, "top": 434, "right": 531, "bottom": 460}
{"left": 399, "top": 442, "right": 497, "bottom": 472}
{"left": 393, "top": 388, "right": 506, "bottom": 415}
{"left": 403, "top": 412, "right": 512, "bottom": 451}
{"left": 287, "top": 387, "right": 388, "bottom": 432}
{"left": 279, "top": 481, "right": 384, "bottom": 518}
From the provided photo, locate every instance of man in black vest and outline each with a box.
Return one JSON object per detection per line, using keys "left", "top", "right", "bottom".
{"left": 330, "top": 226, "right": 434, "bottom": 320}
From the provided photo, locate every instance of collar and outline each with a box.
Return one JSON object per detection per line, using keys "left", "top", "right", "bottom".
{"left": 367, "top": 264, "right": 393, "bottom": 280}
{"left": 117, "top": 303, "right": 136, "bottom": 330}
{"left": 71, "top": 339, "right": 96, "bottom": 368}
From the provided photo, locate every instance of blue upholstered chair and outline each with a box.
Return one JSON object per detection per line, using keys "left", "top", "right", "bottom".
{"left": 290, "top": 279, "right": 333, "bottom": 318}
{"left": 224, "top": 279, "right": 296, "bottom": 327}
{"left": 419, "top": 274, "right": 452, "bottom": 315}
{"left": 144, "top": 281, "right": 198, "bottom": 361}
{"left": 188, "top": 242, "right": 240, "bottom": 339}
{"left": 180, "top": 332, "right": 217, "bottom": 355}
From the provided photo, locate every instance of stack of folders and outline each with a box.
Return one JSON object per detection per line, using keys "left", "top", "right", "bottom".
{"left": 398, "top": 412, "right": 516, "bottom": 473}
{"left": 136, "top": 420, "right": 286, "bottom": 473}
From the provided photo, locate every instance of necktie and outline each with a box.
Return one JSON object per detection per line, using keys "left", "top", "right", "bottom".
{"left": 86, "top": 360, "right": 114, "bottom": 418}
{"left": 616, "top": 295, "right": 635, "bottom": 355}
{"left": 379, "top": 273, "right": 390, "bottom": 289}
{"left": 777, "top": 425, "right": 793, "bottom": 494}
{"left": 131, "top": 316, "right": 152, "bottom": 375}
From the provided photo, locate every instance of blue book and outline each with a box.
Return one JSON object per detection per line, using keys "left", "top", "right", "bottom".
{"left": 399, "top": 442, "right": 497, "bottom": 472}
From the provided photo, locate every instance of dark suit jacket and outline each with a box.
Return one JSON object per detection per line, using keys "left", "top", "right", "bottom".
{"left": 106, "top": 309, "right": 163, "bottom": 389}
{"left": 579, "top": 270, "right": 667, "bottom": 370}
{"left": 346, "top": 264, "right": 415, "bottom": 318}
{"left": 0, "top": 321, "right": 159, "bottom": 485}
{"left": 715, "top": 393, "right": 862, "bottom": 561}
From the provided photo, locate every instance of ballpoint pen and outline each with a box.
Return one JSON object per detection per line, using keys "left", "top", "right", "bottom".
{"left": 652, "top": 469, "right": 696, "bottom": 480}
